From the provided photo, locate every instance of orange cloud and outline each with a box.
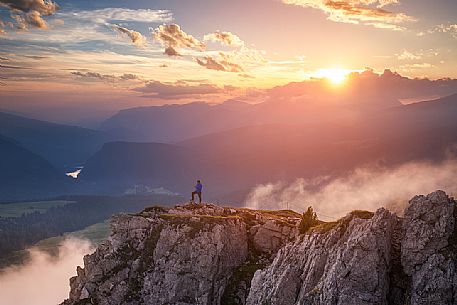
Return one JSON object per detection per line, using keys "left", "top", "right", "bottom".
{"left": 112, "top": 24, "right": 146, "bottom": 46}
{"left": 24, "top": 10, "right": 47, "bottom": 29}
{"left": 282, "top": 0, "right": 415, "bottom": 30}
{"left": 70, "top": 71, "right": 140, "bottom": 82}
{"left": 0, "top": 0, "right": 59, "bottom": 29}
{"left": 196, "top": 53, "right": 244, "bottom": 73}
{"left": 133, "top": 80, "right": 225, "bottom": 99}
{"left": 429, "top": 24, "right": 457, "bottom": 39}
{"left": 204, "top": 31, "right": 244, "bottom": 46}
{"left": 152, "top": 24, "right": 205, "bottom": 56}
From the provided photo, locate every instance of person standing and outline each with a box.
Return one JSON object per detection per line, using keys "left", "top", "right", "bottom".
{"left": 191, "top": 180, "right": 203, "bottom": 205}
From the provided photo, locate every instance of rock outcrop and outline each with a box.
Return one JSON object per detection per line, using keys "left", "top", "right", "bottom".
{"left": 247, "top": 209, "right": 396, "bottom": 305}
{"left": 62, "top": 190, "right": 457, "bottom": 305}
{"left": 62, "top": 204, "right": 300, "bottom": 305}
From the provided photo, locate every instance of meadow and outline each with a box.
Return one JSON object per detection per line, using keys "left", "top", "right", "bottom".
{"left": 0, "top": 200, "right": 73, "bottom": 218}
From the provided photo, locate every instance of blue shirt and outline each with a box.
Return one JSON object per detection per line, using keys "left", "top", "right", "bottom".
{"left": 195, "top": 183, "right": 203, "bottom": 192}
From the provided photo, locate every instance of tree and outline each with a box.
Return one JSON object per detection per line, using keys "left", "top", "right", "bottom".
{"left": 299, "top": 206, "right": 319, "bottom": 234}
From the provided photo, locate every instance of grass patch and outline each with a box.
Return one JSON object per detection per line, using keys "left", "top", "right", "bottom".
{"left": 310, "top": 221, "right": 339, "bottom": 234}
{"left": 308, "top": 210, "right": 374, "bottom": 234}
{"left": 159, "top": 213, "right": 241, "bottom": 221}
{"left": 35, "top": 221, "right": 111, "bottom": 251}
{"left": 235, "top": 208, "right": 301, "bottom": 219}
{"left": 142, "top": 206, "right": 168, "bottom": 213}
{"left": 350, "top": 210, "right": 374, "bottom": 220}
{"left": 159, "top": 214, "right": 242, "bottom": 239}
{"left": 259, "top": 209, "right": 301, "bottom": 218}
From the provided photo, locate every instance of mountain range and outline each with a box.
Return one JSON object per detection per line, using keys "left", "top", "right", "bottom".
{"left": 1, "top": 91, "right": 457, "bottom": 202}
{"left": 79, "top": 93, "right": 457, "bottom": 201}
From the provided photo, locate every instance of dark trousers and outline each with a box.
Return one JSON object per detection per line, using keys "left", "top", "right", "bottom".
{"left": 192, "top": 191, "right": 202, "bottom": 203}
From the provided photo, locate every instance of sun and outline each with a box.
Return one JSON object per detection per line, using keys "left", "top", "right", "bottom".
{"left": 314, "top": 68, "right": 350, "bottom": 85}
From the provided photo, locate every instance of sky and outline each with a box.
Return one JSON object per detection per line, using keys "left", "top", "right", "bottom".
{"left": 0, "top": 0, "right": 456, "bottom": 125}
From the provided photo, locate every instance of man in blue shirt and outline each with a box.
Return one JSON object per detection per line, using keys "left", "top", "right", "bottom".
{"left": 191, "top": 180, "right": 203, "bottom": 204}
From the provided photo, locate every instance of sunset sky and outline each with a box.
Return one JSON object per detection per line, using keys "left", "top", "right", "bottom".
{"left": 1, "top": 0, "right": 456, "bottom": 124}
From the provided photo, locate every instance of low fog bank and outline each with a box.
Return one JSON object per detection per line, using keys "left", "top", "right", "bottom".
{"left": 245, "top": 159, "right": 457, "bottom": 220}
{"left": 0, "top": 238, "right": 94, "bottom": 305}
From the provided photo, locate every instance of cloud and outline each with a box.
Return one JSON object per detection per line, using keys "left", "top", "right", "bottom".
{"left": 269, "top": 68, "right": 457, "bottom": 102}
{"left": 239, "top": 73, "right": 255, "bottom": 79}
{"left": 0, "top": 18, "right": 14, "bottom": 31}
{"left": 0, "top": 0, "right": 58, "bottom": 14}
{"left": 152, "top": 24, "right": 205, "bottom": 56}
{"left": 133, "top": 80, "right": 225, "bottom": 99}
{"left": 70, "top": 71, "right": 140, "bottom": 82}
{"left": 196, "top": 53, "right": 244, "bottom": 73}
{"left": 204, "top": 31, "right": 244, "bottom": 47}
{"left": 24, "top": 10, "right": 47, "bottom": 28}
{"left": 427, "top": 24, "right": 457, "bottom": 39}
{"left": 112, "top": 24, "right": 146, "bottom": 46}
{"left": 397, "top": 50, "right": 421, "bottom": 60}
{"left": 71, "top": 71, "right": 115, "bottom": 80}
{"left": 164, "top": 46, "right": 180, "bottom": 56}
{"left": 10, "top": 14, "right": 27, "bottom": 29}
{"left": 244, "top": 159, "right": 457, "bottom": 219}
{"left": 282, "top": 0, "right": 415, "bottom": 30}
{"left": 23, "top": 55, "right": 48, "bottom": 59}
{"left": 0, "top": 64, "right": 28, "bottom": 69}
{"left": 59, "top": 8, "right": 172, "bottom": 24}
{"left": 399, "top": 63, "right": 434, "bottom": 71}
{"left": 0, "top": 0, "right": 59, "bottom": 29}
{"left": 119, "top": 73, "right": 139, "bottom": 80}
{"left": 0, "top": 238, "right": 94, "bottom": 305}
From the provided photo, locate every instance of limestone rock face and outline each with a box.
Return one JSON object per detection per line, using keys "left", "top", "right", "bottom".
{"left": 247, "top": 209, "right": 396, "bottom": 305}
{"left": 62, "top": 191, "right": 457, "bottom": 305}
{"left": 401, "top": 190, "right": 457, "bottom": 305}
{"left": 246, "top": 190, "right": 457, "bottom": 305}
{"left": 61, "top": 205, "right": 299, "bottom": 305}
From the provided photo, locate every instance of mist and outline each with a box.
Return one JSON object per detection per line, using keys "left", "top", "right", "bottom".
{"left": 245, "top": 159, "right": 457, "bottom": 220}
{"left": 0, "top": 238, "right": 94, "bottom": 305}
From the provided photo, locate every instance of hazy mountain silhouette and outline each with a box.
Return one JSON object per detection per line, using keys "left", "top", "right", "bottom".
{"left": 99, "top": 70, "right": 457, "bottom": 144}
{"left": 80, "top": 94, "right": 457, "bottom": 202}
{"left": 0, "top": 112, "right": 107, "bottom": 171}
{"left": 99, "top": 101, "right": 255, "bottom": 142}
{"left": 0, "top": 135, "right": 72, "bottom": 201}
{"left": 99, "top": 98, "right": 393, "bottom": 143}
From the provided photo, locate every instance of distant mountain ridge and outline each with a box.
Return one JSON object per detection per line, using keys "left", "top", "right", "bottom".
{"left": 0, "top": 111, "right": 108, "bottom": 171}
{"left": 2, "top": 92, "right": 456, "bottom": 202}
{"left": 80, "top": 94, "right": 457, "bottom": 201}
{"left": 0, "top": 135, "right": 72, "bottom": 201}
{"left": 99, "top": 70, "right": 457, "bottom": 144}
{"left": 100, "top": 101, "right": 256, "bottom": 142}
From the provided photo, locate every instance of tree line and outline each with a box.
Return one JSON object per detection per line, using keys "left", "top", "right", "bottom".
{"left": 0, "top": 194, "right": 182, "bottom": 261}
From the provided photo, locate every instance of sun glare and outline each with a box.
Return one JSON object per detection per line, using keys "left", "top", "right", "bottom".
{"left": 314, "top": 68, "right": 351, "bottom": 85}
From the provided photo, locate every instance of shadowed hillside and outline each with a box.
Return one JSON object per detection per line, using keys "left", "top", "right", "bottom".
{"left": 0, "top": 112, "right": 107, "bottom": 171}
{"left": 0, "top": 135, "right": 72, "bottom": 201}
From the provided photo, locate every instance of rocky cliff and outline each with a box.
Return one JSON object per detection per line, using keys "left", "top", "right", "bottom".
{"left": 62, "top": 190, "right": 457, "bottom": 305}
